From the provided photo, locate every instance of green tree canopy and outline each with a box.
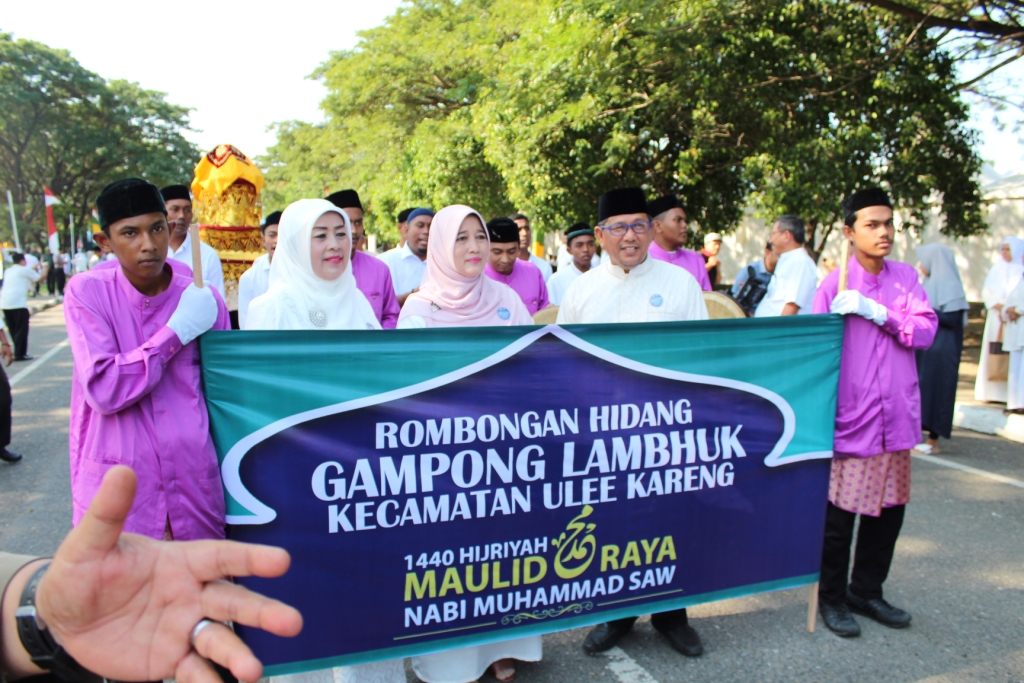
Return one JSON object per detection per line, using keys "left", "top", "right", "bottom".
{"left": 261, "top": 0, "right": 984, "bottom": 254}
{"left": 0, "top": 32, "right": 198, "bottom": 249}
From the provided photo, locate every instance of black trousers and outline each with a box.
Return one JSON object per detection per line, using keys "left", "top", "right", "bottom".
{"left": 607, "top": 608, "right": 689, "bottom": 631}
{"left": 46, "top": 268, "right": 56, "bottom": 295}
{"left": 0, "top": 364, "right": 11, "bottom": 448}
{"left": 55, "top": 269, "right": 66, "bottom": 295}
{"left": 819, "top": 502, "right": 905, "bottom": 605}
{"left": 3, "top": 308, "right": 29, "bottom": 359}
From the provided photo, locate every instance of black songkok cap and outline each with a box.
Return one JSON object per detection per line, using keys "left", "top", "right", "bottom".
{"left": 647, "top": 194, "right": 682, "bottom": 219}
{"left": 598, "top": 187, "right": 649, "bottom": 223}
{"left": 842, "top": 187, "right": 892, "bottom": 225}
{"left": 160, "top": 184, "right": 191, "bottom": 203}
{"left": 326, "top": 189, "right": 362, "bottom": 210}
{"left": 97, "top": 178, "right": 166, "bottom": 229}
{"left": 486, "top": 217, "right": 520, "bottom": 244}
{"left": 398, "top": 207, "right": 415, "bottom": 223}
{"left": 262, "top": 211, "right": 282, "bottom": 229}
{"left": 566, "top": 222, "right": 594, "bottom": 242}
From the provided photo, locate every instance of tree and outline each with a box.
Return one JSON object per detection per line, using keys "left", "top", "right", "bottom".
{"left": 262, "top": 0, "right": 985, "bottom": 256}
{"left": 0, "top": 33, "right": 198, "bottom": 249}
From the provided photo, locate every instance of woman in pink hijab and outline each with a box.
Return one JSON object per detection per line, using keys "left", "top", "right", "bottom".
{"left": 397, "top": 204, "right": 533, "bottom": 329}
{"left": 399, "top": 206, "right": 539, "bottom": 682}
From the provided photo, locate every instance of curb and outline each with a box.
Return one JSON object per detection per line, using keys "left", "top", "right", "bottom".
{"left": 953, "top": 401, "right": 1024, "bottom": 444}
{"left": 28, "top": 298, "right": 61, "bottom": 317}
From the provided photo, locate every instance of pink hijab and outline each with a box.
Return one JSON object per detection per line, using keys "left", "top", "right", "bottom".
{"left": 398, "top": 204, "right": 533, "bottom": 327}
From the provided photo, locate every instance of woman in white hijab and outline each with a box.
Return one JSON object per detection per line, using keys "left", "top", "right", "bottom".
{"left": 914, "top": 244, "right": 969, "bottom": 453}
{"left": 245, "top": 199, "right": 398, "bottom": 683}
{"left": 246, "top": 198, "right": 381, "bottom": 331}
{"left": 1002, "top": 256, "right": 1024, "bottom": 413}
{"left": 975, "top": 237, "right": 1024, "bottom": 402}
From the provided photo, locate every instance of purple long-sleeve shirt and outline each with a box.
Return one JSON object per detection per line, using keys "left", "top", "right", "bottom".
{"left": 64, "top": 263, "right": 230, "bottom": 540}
{"left": 813, "top": 257, "right": 937, "bottom": 456}
{"left": 484, "top": 259, "right": 550, "bottom": 316}
{"left": 648, "top": 242, "right": 713, "bottom": 292}
{"left": 352, "top": 250, "right": 400, "bottom": 330}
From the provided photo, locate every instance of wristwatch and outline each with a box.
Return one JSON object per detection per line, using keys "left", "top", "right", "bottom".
{"left": 15, "top": 563, "right": 103, "bottom": 683}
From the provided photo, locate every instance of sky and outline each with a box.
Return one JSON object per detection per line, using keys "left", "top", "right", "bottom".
{"left": 4, "top": 2, "right": 1024, "bottom": 177}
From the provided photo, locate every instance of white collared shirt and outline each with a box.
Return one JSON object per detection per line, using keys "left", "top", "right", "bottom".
{"left": 0, "top": 264, "right": 42, "bottom": 309}
{"left": 237, "top": 254, "right": 271, "bottom": 330}
{"left": 529, "top": 253, "right": 553, "bottom": 282}
{"left": 385, "top": 242, "right": 427, "bottom": 296}
{"left": 547, "top": 262, "right": 590, "bottom": 306}
{"left": 166, "top": 233, "right": 225, "bottom": 298}
{"left": 557, "top": 256, "right": 708, "bottom": 324}
{"left": 754, "top": 247, "right": 818, "bottom": 317}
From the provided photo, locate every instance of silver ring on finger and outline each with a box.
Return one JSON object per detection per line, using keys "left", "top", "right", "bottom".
{"left": 191, "top": 618, "right": 216, "bottom": 648}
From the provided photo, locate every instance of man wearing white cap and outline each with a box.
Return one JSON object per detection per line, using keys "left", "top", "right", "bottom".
{"left": 701, "top": 232, "right": 723, "bottom": 287}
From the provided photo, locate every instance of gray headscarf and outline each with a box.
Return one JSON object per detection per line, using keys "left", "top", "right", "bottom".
{"left": 916, "top": 243, "right": 969, "bottom": 313}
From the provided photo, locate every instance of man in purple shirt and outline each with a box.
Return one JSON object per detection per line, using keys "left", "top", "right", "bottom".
{"left": 646, "top": 194, "right": 712, "bottom": 291}
{"left": 484, "top": 217, "right": 550, "bottom": 316}
{"left": 813, "top": 187, "right": 937, "bottom": 638}
{"left": 326, "top": 189, "right": 400, "bottom": 329}
{"left": 64, "top": 178, "right": 230, "bottom": 541}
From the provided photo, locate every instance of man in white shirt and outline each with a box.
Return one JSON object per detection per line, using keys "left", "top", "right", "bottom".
{"left": 385, "top": 208, "right": 433, "bottom": 305}
{"left": 160, "top": 185, "right": 225, "bottom": 298}
{"left": 547, "top": 223, "right": 597, "bottom": 306}
{"left": 557, "top": 188, "right": 708, "bottom": 325}
{"left": 237, "top": 211, "right": 280, "bottom": 329}
{"left": 1, "top": 253, "right": 47, "bottom": 361}
{"left": 754, "top": 215, "right": 819, "bottom": 317}
{"left": 73, "top": 248, "right": 89, "bottom": 275}
{"left": 511, "top": 213, "right": 553, "bottom": 281}
{"left": 377, "top": 208, "right": 414, "bottom": 267}
{"left": 558, "top": 187, "right": 706, "bottom": 657}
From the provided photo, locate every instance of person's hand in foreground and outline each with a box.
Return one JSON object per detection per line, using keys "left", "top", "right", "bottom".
{"left": 3, "top": 465, "right": 302, "bottom": 682}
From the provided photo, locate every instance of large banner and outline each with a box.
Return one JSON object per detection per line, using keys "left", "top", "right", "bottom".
{"left": 201, "top": 317, "right": 843, "bottom": 675}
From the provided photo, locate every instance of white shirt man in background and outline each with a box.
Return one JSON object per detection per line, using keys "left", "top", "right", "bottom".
{"left": 385, "top": 208, "right": 433, "bottom": 305}
{"left": 754, "top": 215, "right": 819, "bottom": 317}
{"left": 547, "top": 223, "right": 597, "bottom": 306}
{"left": 237, "top": 211, "right": 280, "bottom": 330}
{"left": 1, "top": 252, "right": 46, "bottom": 361}
{"left": 160, "top": 185, "right": 225, "bottom": 298}
{"left": 511, "top": 213, "right": 554, "bottom": 282}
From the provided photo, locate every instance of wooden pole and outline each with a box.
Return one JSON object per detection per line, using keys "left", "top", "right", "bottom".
{"left": 189, "top": 224, "right": 204, "bottom": 288}
{"left": 807, "top": 582, "right": 818, "bottom": 632}
{"left": 838, "top": 237, "right": 850, "bottom": 293}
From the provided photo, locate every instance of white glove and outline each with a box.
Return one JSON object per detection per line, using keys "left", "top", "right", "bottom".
{"left": 830, "top": 289, "right": 888, "bottom": 326}
{"left": 166, "top": 284, "right": 218, "bottom": 345}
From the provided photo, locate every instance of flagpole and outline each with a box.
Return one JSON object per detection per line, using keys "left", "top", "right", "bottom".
{"left": 5, "top": 191, "right": 20, "bottom": 252}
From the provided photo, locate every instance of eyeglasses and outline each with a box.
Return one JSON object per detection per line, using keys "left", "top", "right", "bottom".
{"left": 601, "top": 221, "right": 652, "bottom": 236}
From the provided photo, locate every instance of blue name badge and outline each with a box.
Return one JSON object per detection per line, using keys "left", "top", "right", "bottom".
{"left": 650, "top": 294, "right": 664, "bottom": 307}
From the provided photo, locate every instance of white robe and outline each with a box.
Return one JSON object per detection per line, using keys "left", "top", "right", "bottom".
{"left": 237, "top": 253, "right": 270, "bottom": 330}
{"left": 1003, "top": 279, "right": 1024, "bottom": 409}
{"left": 976, "top": 258, "right": 1024, "bottom": 402}
{"left": 546, "top": 261, "right": 589, "bottom": 306}
{"left": 556, "top": 256, "right": 708, "bottom": 324}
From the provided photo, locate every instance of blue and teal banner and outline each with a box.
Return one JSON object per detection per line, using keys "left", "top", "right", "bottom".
{"left": 201, "top": 317, "right": 843, "bottom": 675}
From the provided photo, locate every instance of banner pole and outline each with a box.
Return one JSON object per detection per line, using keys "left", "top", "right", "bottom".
{"left": 69, "top": 216, "right": 75, "bottom": 273}
{"left": 6, "top": 190, "right": 20, "bottom": 252}
{"left": 189, "top": 223, "right": 204, "bottom": 288}
{"left": 838, "top": 238, "right": 850, "bottom": 293}
{"left": 806, "top": 582, "right": 818, "bottom": 632}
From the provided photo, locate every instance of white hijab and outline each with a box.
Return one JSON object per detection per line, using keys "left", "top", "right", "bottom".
{"left": 245, "top": 198, "right": 381, "bottom": 331}
{"left": 982, "top": 236, "right": 1024, "bottom": 309}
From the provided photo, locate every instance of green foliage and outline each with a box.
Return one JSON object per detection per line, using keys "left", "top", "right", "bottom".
{"left": 0, "top": 33, "right": 198, "bottom": 248}
{"left": 261, "top": 0, "right": 985, "bottom": 253}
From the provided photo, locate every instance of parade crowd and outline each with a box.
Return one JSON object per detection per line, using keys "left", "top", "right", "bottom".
{"left": 0, "top": 175, "right": 1021, "bottom": 683}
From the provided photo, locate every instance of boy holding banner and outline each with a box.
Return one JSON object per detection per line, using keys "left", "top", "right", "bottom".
{"left": 813, "top": 188, "right": 937, "bottom": 637}
{"left": 64, "top": 178, "right": 230, "bottom": 541}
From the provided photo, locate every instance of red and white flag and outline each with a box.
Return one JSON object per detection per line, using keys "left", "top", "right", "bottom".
{"left": 44, "top": 186, "right": 61, "bottom": 255}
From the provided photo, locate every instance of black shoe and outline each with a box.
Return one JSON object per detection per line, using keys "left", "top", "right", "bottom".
{"left": 0, "top": 449, "right": 22, "bottom": 463}
{"left": 13, "top": 355, "right": 33, "bottom": 362}
{"left": 653, "top": 621, "right": 703, "bottom": 657}
{"left": 846, "top": 592, "right": 911, "bottom": 629}
{"left": 583, "top": 619, "right": 635, "bottom": 654}
{"left": 819, "top": 601, "right": 861, "bottom": 637}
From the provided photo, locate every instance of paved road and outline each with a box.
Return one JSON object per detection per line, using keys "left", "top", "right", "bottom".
{"left": 0, "top": 306, "right": 1021, "bottom": 682}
